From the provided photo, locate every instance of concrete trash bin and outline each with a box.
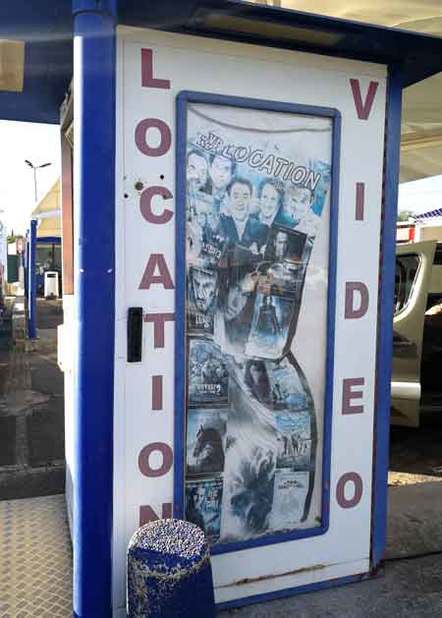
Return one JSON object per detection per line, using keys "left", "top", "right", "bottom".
{"left": 127, "top": 519, "right": 216, "bottom": 618}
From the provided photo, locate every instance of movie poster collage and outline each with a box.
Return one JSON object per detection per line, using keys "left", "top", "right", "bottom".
{"left": 183, "top": 103, "right": 332, "bottom": 545}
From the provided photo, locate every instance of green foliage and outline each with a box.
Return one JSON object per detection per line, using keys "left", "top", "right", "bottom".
{"left": 397, "top": 210, "right": 415, "bottom": 222}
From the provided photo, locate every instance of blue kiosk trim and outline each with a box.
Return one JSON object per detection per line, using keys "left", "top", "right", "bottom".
{"left": 370, "top": 64, "right": 403, "bottom": 570}
{"left": 72, "top": 1, "right": 116, "bottom": 616}
{"left": 27, "top": 219, "right": 37, "bottom": 340}
{"left": 174, "top": 89, "right": 341, "bottom": 555}
{"left": 35, "top": 236, "right": 61, "bottom": 245}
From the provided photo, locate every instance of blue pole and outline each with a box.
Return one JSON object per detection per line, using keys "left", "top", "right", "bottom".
{"left": 72, "top": 1, "right": 116, "bottom": 616}
{"left": 27, "top": 220, "right": 37, "bottom": 339}
{"left": 371, "top": 64, "right": 403, "bottom": 569}
{"left": 24, "top": 236, "right": 29, "bottom": 301}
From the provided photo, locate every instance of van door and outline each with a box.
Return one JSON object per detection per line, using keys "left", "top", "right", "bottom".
{"left": 391, "top": 240, "right": 436, "bottom": 426}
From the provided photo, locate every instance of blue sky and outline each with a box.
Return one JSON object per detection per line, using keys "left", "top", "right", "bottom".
{"left": 0, "top": 120, "right": 440, "bottom": 234}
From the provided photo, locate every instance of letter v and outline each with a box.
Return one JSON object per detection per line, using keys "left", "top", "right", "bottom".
{"left": 350, "top": 79, "right": 379, "bottom": 120}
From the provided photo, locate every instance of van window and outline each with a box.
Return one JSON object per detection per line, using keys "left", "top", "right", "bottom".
{"left": 394, "top": 254, "right": 419, "bottom": 314}
{"left": 433, "top": 244, "right": 442, "bottom": 265}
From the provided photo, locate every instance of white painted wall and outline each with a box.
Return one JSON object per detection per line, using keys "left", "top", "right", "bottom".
{"left": 113, "top": 26, "right": 387, "bottom": 613}
{"left": 58, "top": 293, "right": 75, "bottom": 536}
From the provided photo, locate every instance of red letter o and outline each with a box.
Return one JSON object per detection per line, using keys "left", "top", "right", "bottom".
{"left": 336, "top": 472, "right": 363, "bottom": 508}
{"left": 135, "top": 118, "right": 171, "bottom": 157}
{"left": 138, "top": 442, "right": 173, "bottom": 477}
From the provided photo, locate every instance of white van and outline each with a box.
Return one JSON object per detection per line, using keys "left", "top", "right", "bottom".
{"left": 392, "top": 240, "right": 442, "bottom": 426}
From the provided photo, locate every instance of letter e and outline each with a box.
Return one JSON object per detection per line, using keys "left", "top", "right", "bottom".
{"left": 342, "top": 378, "right": 365, "bottom": 414}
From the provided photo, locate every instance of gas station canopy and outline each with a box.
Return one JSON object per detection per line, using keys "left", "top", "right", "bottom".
{"left": 247, "top": 0, "right": 442, "bottom": 182}
{"left": 31, "top": 180, "right": 61, "bottom": 239}
{"left": 1, "top": 1, "right": 442, "bottom": 181}
{"left": 0, "top": 0, "right": 441, "bottom": 116}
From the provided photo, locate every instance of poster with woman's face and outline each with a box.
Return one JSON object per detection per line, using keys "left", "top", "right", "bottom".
{"left": 183, "top": 101, "right": 332, "bottom": 545}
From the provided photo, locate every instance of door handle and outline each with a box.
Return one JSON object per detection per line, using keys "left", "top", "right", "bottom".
{"left": 127, "top": 307, "right": 143, "bottom": 362}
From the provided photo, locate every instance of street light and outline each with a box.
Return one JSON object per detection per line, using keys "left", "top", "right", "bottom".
{"left": 24, "top": 160, "right": 52, "bottom": 202}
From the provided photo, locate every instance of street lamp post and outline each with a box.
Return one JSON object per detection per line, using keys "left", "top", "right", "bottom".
{"left": 24, "top": 160, "right": 52, "bottom": 202}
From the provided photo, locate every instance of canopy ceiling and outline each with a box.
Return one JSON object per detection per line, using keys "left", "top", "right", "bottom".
{"left": 251, "top": 0, "right": 442, "bottom": 182}
{"left": 0, "top": 0, "right": 441, "bottom": 181}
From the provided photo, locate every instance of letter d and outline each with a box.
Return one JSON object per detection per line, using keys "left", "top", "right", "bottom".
{"left": 345, "top": 281, "right": 369, "bottom": 319}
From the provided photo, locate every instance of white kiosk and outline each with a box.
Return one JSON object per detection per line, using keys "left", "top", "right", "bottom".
{"left": 51, "top": 1, "right": 442, "bottom": 615}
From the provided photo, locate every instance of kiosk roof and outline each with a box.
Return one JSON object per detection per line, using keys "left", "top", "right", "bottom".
{"left": 1, "top": 0, "right": 442, "bottom": 123}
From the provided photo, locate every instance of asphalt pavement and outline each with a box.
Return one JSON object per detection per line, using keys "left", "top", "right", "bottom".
{"left": 0, "top": 298, "right": 64, "bottom": 499}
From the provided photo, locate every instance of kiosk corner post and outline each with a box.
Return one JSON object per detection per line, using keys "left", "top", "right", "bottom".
{"left": 72, "top": 1, "right": 116, "bottom": 615}
{"left": 372, "top": 64, "right": 403, "bottom": 570}
{"left": 27, "top": 219, "right": 37, "bottom": 339}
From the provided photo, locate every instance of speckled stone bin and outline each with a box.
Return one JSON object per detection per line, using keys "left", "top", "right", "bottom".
{"left": 127, "top": 519, "right": 216, "bottom": 617}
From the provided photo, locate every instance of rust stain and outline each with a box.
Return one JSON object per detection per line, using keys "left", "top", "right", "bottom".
{"left": 218, "top": 563, "right": 328, "bottom": 588}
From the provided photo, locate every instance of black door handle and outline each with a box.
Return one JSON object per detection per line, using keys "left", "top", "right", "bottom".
{"left": 127, "top": 307, "right": 143, "bottom": 362}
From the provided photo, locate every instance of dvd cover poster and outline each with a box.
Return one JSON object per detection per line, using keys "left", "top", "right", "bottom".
{"left": 240, "top": 356, "right": 312, "bottom": 412}
{"left": 183, "top": 101, "right": 333, "bottom": 545}
{"left": 275, "top": 410, "right": 312, "bottom": 469}
{"left": 268, "top": 470, "right": 310, "bottom": 530}
{"left": 187, "top": 191, "right": 225, "bottom": 269}
{"left": 188, "top": 338, "right": 229, "bottom": 406}
{"left": 264, "top": 225, "right": 306, "bottom": 264}
{"left": 187, "top": 266, "right": 217, "bottom": 335}
{"left": 245, "top": 290, "right": 294, "bottom": 360}
{"left": 185, "top": 478, "right": 223, "bottom": 542}
{"left": 186, "top": 408, "right": 228, "bottom": 475}
{"left": 268, "top": 356, "right": 312, "bottom": 412}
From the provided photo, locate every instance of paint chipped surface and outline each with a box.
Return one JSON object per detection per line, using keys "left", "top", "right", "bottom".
{"left": 218, "top": 563, "right": 328, "bottom": 588}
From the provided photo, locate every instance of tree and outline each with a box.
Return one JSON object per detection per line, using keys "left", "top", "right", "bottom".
{"left": 397, "top": 210, "right": 415, "bottom": 222}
